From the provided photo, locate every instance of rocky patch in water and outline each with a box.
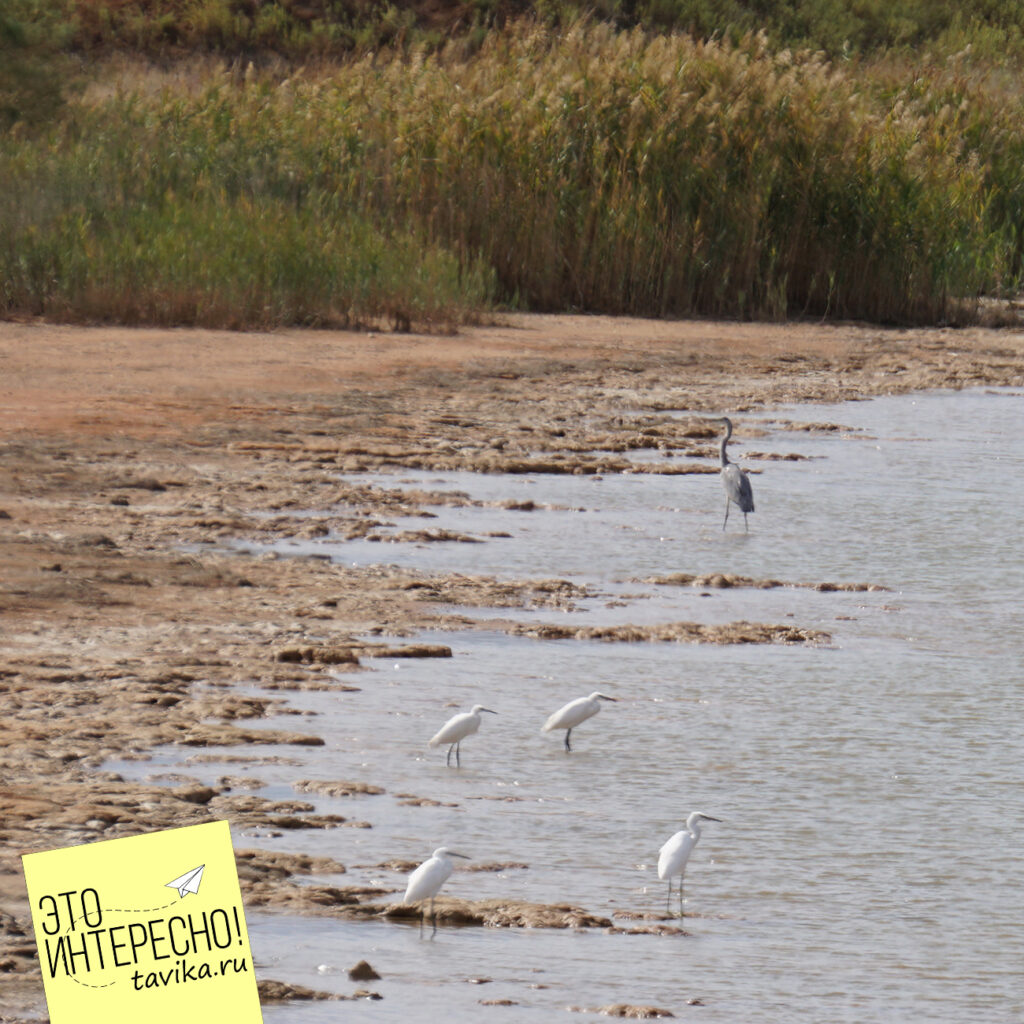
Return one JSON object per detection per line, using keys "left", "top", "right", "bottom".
{"left": 257, "top": 980, "right": 341, "bottom": 1003}
{"left": 644, "top": 572, "right": 888, "bottom": 591}
{"left": 236, "top": 848, "right": 347, "bottom": 882}
{"left": 239, "top": 877, "right": 618, "bottom": 930}
{"left": 293, "top": 779, "right": 386, "bottom": 798}
{"left": 401, "top": 573, "right": 591, "bottom": 609}
{"left": 507, "top": 620, "right": 830, "bottom": 644}
{"left": 258, "top": 979, "right": 383, "bottom": 1003}
{"left": 569, "top": 1003, "right": 677, "bottom": 1018}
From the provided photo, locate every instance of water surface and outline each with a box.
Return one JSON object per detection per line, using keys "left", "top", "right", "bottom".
{"left": 115, "top": 389, "right": 1024, "bottom": 1022}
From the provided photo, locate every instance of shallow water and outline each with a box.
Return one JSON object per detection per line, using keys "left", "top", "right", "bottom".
{"left": 113, "top": 388, "right": 1024, "bottom": 1022}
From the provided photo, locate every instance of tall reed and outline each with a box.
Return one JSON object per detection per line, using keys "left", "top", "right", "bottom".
{"left": 0, "top": 92, "right": 497, "bottom": 329}
{"left": 2, "top": 24, "right": 1023, "bottom": 327}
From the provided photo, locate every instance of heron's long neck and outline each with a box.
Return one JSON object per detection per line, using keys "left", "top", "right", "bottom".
{"left": 719, "top": 420, "right": 735, "bottom": 466}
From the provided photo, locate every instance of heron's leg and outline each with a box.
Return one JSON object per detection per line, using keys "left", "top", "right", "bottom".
{"left": 564, "top": 728, "right": 572, "bottom": 752}
{"left": 743, "top": 511, "right": 748, "bottom": 533}
{"left": 446, "top": 743, "right": 455, "bottom": 767}
{"left": 722, "top": 499, "right": 730, "bottom": 530}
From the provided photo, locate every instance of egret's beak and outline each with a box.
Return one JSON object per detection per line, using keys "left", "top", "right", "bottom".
{"left": 481, "top": 708, "right": 498, "bottom": 714}
{"left": 448, "top": 851, "right": 471, "bottom": 860}
{"left": 598, "top": 695, "right": 617, "bottom": 702}
{"left": 701, "top": 815, "right": 722, "bottom": 822}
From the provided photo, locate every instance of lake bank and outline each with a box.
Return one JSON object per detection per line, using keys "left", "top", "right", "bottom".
{"left": 2, "top": 314, "right": 1023, "bottom": 1018}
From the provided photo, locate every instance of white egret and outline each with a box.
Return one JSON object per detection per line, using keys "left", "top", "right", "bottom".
{"left": 657, "top": 811, "right": 721, "bottom": 917}
{"left": 541, "top": 692, "right": 616, "bottom": 751}
{"left": 428, "top": 704, "right": 497, "bottom": 767}
{"left": 716, "top": 416, "right": 754, "bottom": 531}
{"left": 403, "top": 847, "right": 469, "bottom": 934}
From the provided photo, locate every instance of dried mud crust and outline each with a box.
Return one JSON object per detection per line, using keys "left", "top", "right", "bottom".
{"left": 2, "top": 315, "right": 1023, "bottom": 1014}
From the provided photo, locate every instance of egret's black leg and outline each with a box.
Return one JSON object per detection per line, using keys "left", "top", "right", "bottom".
{"left": 564, "top": 728, "right": 572, "bottom": 752}
{"left": 678, "top": 879, "right": 685, "bottom": 919}
{"left": 665, "top": 882, "right": 672, "bottom": 915}
{"left": 455, "top": 741, "right": 461, "bottom": 767}
{"left": 446, "top": 743, "right": 455, "bottom": 767}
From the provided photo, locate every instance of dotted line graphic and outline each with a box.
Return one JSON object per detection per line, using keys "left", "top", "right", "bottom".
{"left": 70, "top": 974, "right": 115, "bottom": 990}
{"left": 63, "top": 898, "right": 182, "bottom": 988}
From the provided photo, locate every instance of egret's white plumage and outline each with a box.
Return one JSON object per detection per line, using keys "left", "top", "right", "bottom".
{"left": 403, "top": 847, "right": 469, "bottom": 933}
{"left": 657, "top": 811, "right": 721, "bottom": 917}
{"left": 428, "top": 704, "right": 496, "bottom": 766}
{"left": 716, "top": 417, "right": 754, "bottom": 532}
{"left": 541, "top": 691, "right": 616, "bottom": 751}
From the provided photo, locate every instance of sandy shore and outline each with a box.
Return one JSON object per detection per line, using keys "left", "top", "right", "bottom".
{"left": 2, "top": 314, "right": 1023, "bottom": 1014}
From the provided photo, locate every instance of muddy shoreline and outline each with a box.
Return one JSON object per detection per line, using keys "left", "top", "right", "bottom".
{"left": 2, "top": 315, "right": 1023, "bottom": 1015}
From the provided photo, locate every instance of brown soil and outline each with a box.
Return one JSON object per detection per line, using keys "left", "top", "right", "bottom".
{"left": 2, "top": 314, "right": 1023, "bottom": 1017}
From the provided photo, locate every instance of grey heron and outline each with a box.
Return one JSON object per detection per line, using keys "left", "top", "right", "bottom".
{"left": 716, "top": 416, "right": 755, "bottom": 531}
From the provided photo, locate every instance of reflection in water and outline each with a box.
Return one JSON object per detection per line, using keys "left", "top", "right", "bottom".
{"left": 115, "top": 390, "right": 1024, "bottom": 1023}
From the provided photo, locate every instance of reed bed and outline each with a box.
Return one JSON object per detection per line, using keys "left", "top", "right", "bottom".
{"left": 50, "top": 0, "right": 1024, "bottom": 64}
{"left": 3, "top": 24, "right": 1024, "bottom": 327}
{"left": 0, "top": 101, "right": 497, "bottom": 329}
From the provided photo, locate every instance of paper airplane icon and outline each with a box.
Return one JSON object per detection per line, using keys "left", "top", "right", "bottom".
{"left": 165, "top": 865, "right": 205, "bottom": 898}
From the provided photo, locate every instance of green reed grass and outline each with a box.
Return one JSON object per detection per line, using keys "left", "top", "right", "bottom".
{"left": 52, "top": 0, "right": 1024, "bottom": 63}
{"left": 3, "top": 24, "right": 1024, "bottom": 327}
{"left": 0, "top": 97, "right": 497, "bottom": 329}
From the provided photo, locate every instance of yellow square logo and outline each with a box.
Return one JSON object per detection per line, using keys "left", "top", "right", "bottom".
{"left": 22, "top": 820, "right": 263, "bottom": 1022}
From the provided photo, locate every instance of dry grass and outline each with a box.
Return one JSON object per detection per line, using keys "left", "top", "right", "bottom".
{"left": 3, "top": 24, "right": 1024, "bottom": 327}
